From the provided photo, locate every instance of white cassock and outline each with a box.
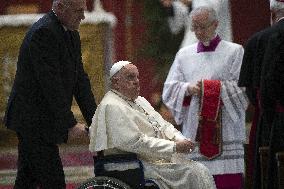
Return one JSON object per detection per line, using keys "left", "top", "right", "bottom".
{"left": 162, "top": 40, "right": 248, "bottom": 175}
{"left": 168, "top": 0, "right": 232, "bottom": 48}
{"left": 89, "top": 90, "right": 216, "bottom": 189}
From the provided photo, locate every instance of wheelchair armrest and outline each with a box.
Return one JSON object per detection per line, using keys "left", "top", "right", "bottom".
{"left": 93, "top": 153, "right": 145, "bottom": 189}
{"left": 94, "top": 152, "right": 138, "bottom": 163}
{"left": 94, "top": 153, "right": 143, "bottom": 173}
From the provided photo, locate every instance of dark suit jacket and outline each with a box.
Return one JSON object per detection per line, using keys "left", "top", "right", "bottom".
{"left": 238, "top": 19, "right": 284, "bottom": 189}
{"left": 239, "top": 19, "right": 284, "bottom": 105}
{"left": 260, "top": 29, "right": 284, "bottom": 189}
{"left": 238, "top": 33, "right": 260, "bottom": 105}
{"left": 4, "top": 11, "right": 97, "bottom": 144}
{"left": 261, "top": 31, "right": 284, "bottom": 117}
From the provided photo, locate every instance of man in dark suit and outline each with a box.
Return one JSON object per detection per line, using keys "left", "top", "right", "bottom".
{"left": 238, "top": 0, "right": 284, "bottom": 188}
{"left": 4, "top": 0, "right": 97, "bottom": 188}
{"left": 260, "top": 2, "right": 284, "bottom": 188}
{"left": 261, "top": 31, "right": 284, "bottom": 189}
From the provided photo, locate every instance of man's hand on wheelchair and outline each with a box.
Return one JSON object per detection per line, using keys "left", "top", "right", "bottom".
{"left": 68, "top": 123, "right": 89, "bottom": 139}
{"left": 176, "top": 139, "right": 195, "bottom": 153}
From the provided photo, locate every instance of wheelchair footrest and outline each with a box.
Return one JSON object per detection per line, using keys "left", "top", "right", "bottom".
{"left": 145, "top": 179, "right": 160, "bottom": 189}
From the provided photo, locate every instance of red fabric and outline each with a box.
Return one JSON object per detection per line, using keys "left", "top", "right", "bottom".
{"left": 230, "top": 0, "right": 270, "bottom": 46}
{"left": 199, "top": 80, "right": 222, "bottom": 159}
{"left": 213, "top": 173, "right": 243, "bottom": 189}
{"left": 276, "top": 103, "right": 284, "bottom": 112}
{"left": 247, "top": 89, "right": 260, "bottom": 179}
{"left": 200, "top": 121, "right": 221, "bottom": 159}
{"left": 0, "top": 184, "right": 78, "bottom": 189}
{"left": 200, "top": 80, "right": 221, "bottom": 120}
{"left": 183, "top": 96, "right": 191, "bottom": 106}
{"left": 247, "top": 100, "right": 260, "bottom": 180}
{"left": 199, "top": 119, "right": 222, "bottom": 159}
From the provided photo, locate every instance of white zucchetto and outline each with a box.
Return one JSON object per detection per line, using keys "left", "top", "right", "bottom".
{"left": 109, "top": 61, "right": 131, "bottom": 78}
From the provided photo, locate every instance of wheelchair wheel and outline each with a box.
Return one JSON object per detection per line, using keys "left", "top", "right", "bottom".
{"left": 76, "top": 176, "right": 132, "bottom": 189}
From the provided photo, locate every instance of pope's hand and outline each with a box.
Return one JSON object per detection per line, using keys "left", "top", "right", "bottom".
{"left": 68, "top": 123, "right": 88, "bottom": 139}
{"left": 176, "top": 139, "right": 195, "bottom": 153}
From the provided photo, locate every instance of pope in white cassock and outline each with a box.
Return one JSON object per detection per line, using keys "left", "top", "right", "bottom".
{"left": 89, "top": 61, "right": 216, "bottom": 189}
{"left": 162, "top": 6, "right": 248, "bottom": 189}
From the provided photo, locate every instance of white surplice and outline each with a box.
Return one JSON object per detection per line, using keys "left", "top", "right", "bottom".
{"left": 89, "top": 90, "right": 216, "bottom": 189}
{"left": 162, "top": 40, "right": 248, "bottom": 175}
{"left": 168, "top": 0, "right": 232, "bottom": 48}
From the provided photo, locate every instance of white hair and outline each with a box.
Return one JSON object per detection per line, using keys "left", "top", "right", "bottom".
{"left": 52, "top": 0, "right": 73, "bottom": 8}
{"left": 270, "top": 0, "right": 284, "bottom": 12}
{"left": 190, "top": 6, "right": 218, "bottom": 23}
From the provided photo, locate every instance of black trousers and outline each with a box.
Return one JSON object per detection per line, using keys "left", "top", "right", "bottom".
{"left": 252, "top": 114, "right": 272, "bottom": 189}
{"left": 267, "top": 113, "right": 284, "bottom": 189}
{"left": 14, "top": 133, "right": 65, "bottom": 189}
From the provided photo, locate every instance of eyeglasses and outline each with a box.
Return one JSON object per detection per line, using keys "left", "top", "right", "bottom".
{"left": 191, "top": 21, "right": 215, "bottom": 31}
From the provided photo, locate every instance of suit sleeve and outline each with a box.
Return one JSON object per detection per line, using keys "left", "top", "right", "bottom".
{"left": 260, "top": 33, "right": 282, "bottom": 122}
{"left": 73, "top": 31, "right": 97, "bottom": 126}
{"left": 29, "top": 28, "right": 76, "bottom": 130}
{"left": 238, "top": 35, "right": 258, "bottom": 105}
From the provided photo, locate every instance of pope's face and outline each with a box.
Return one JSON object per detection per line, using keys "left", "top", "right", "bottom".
{"left": 117, "top": 64, "right": 140, "bottom": 100}
{"left": 191, "top": 11, "right": 218, "bottom": 43}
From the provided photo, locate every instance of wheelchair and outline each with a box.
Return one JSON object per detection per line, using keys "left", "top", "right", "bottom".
{"left": 76, "top": 152, "right": 160, "bottom": 189}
